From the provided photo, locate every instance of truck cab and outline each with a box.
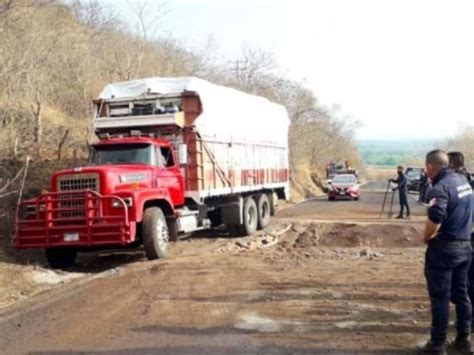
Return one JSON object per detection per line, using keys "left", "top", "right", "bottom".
{"left": 88, "top": 136, "right": 185, "bottom": 207}
{"left": 17, "top": 136, "right": 188, "bottom": 267}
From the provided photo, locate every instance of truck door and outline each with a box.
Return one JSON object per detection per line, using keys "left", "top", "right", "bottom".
{"left": 154, "top": 146, "right": 185, "bottom": 206}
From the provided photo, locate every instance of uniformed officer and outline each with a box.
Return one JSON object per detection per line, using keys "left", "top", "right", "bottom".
{"left": 448, "top": 151, "right": 472, "bottom": 183}
{"left": 389, "top": 165, "right": 410, "bottom": 219}
{"left": 448, "top": 152, "right": 474, "bottom": 332}
{"left": 418, "top": 150, "right": 473, "bottom": 355}
{"left": 419, "top": 168, "right": 430, "bottom": 204}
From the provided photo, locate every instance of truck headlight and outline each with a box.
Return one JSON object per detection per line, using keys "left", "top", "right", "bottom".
{"left": 111, "top": 197, "right": 133, "bottom": 208}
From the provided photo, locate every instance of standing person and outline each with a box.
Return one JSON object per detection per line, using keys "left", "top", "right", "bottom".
{"left": 448, "top": 151, "right": 472, "bottom": 183}
{"left": 389, "top": 165, "right": 410, "bottom": 219}
{"left": 418, "top": 150, "right": 473, "bottom": 355}
{"left": 418, "top": 169, "right": 428, "bottom": 203}
{"left": 419, "top": 169, "right": 430, "bottom": 204}
{"left": 345, "top": 160, "right": 352, "bottom": 170}
{"left": 449, "top": 152, "right": 474, "bottom": 332}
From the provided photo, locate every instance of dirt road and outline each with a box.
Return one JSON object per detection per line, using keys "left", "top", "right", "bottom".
{"left": 279, "top": 181, "right": 425, "bottom": 222}
{"left": 0, "top": 184, "right": 437, "bottom": 354}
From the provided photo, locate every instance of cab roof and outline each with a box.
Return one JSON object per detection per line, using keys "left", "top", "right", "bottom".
{"left": 93, "top": 136, "right": 171, "bottom": 147}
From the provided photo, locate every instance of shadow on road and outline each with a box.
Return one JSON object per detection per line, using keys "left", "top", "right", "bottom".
{"left": 4, "top": 245, "right": 147, "bottom": 274}
{"left": 72, "top": 249, "right": 146, "bottom": 273}
{"left": 29, "top": 346, "right": 416, "bottom": 355}
{"left": 180, "top": 226, "right": 244, "bottom": 241}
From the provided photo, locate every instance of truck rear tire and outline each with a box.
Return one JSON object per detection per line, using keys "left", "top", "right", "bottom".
{"left": 256, "top": 194, "right": 271, "bottom": 230}
{"left": 269, "top": 192, "right": 277, "bottom": 216}
{"left": 239, "top": 196, "right": 258, "bottom": 236}
{"left": 45, "top": 248, "right": 77, "bottom": 269}
{"left": 143, "top": 207, "right": 169, "bottom": 260}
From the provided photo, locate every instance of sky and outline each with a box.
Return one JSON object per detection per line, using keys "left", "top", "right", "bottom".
{"left": 116, "top": 0, "right": 474, "bottom": 140}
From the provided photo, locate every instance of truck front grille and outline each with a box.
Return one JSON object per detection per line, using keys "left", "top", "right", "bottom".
{"left": 57, "top": 173, "right": 100, "bottom": 219}
{"left": 58, "top": 174, "right": 99, "bottom": 192}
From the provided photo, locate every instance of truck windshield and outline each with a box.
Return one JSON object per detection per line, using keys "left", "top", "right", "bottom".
{"left": 90, "top": 144, "right": 152, "bottom": 165}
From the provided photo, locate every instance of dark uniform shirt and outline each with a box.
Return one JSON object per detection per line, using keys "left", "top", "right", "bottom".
{"left": 427, "top": 168, "right": 473, "bottom": 242}
{"left": 420, "top": 173, "right": 429, "bottom": 187}
{"left": 391, "top": 172, "right": 408, "bottom": 191}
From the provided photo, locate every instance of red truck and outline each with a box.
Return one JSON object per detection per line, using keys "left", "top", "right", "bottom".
{"left": 15, "top": 77, "right": 290, "bottom": 268}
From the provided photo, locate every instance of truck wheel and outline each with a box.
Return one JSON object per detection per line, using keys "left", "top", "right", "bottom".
{"left": 143, "top": 207, "right": 169, "bottom": 260}
{"left": 269, "top": 193, "right": 277, "bottom": 216}
{"left": 239, "top": 196, "right": 258, "bottom": 236}
{"left": 256, "top": 194, "right": 271, "bottom": 230}
{"left": 167, "top": 217, "right": 179, "bottom": 242}
{"left": 45, "top": 248, "right": 77, "bottom": 269}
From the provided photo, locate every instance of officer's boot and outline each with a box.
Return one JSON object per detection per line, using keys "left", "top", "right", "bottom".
{"left": 450, "top": 333, "right": 471, "bottom": 353}
{"left": 416, "top": 340, "right": 447, "bottom": 355}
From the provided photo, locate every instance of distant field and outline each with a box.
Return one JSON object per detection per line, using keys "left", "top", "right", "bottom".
{"left": 364, "top": 165, "right": 397, "bottom": 181}
{"left": 357, "top": 139, "right": 440, "bottom": 167}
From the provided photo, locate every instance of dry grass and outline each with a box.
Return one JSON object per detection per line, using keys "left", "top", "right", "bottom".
{"left": 290, "top": 164, "right": 324, "bottom": 202}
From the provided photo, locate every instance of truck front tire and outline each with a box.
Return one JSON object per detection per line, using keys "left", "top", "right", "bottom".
{"left": 256, "top": 194, "right": 271, "bottom": 230}
{"left": 45, "top": 248, "right": 77, "bottom": 269}
{"left": 143, "top": 207, "right": 169, "bottom": 260}
{"left": 167, "top": 217, "right": 179, "bottom": 242}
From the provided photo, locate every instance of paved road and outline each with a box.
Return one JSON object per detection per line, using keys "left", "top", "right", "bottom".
{"left": 278, "top": 181, "right": 427, "bottom": 223}
{"left": 0, "top": 182, "right": 429, "bottom": 354}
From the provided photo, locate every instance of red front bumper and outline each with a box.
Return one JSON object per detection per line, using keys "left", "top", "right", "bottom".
{"left": 15, "top": 190, "right": 135, "bottom": 249}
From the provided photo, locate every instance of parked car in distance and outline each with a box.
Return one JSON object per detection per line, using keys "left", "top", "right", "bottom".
{"left": 328, "top": 174, "right": 360, "bottom": 201}
{"left": 405, "top": 167, "right": 423, "bottom": 192}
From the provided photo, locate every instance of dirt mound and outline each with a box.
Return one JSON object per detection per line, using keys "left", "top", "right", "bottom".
{"left": 211, "top": 221, "right": 423, "bottom": 257}
{"left": 292, "top": 222, "right": 423, "bottom": 249}
{"left": 293, "top": 228, "right": 320, "bottom": 248}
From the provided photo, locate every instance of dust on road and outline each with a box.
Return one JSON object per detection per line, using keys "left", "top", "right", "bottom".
{"left": 0, "top": 185, "right": 436, "bottom": 354}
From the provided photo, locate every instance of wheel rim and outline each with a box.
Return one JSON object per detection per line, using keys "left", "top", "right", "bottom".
{"left": 261, "top": 201, "right": 269, "bottom": 219}
{"left": 156, "top": 218, "right": 169, "bottom": 252}
{"left": 248, "top": 205, "right": 256, "bottom": 227}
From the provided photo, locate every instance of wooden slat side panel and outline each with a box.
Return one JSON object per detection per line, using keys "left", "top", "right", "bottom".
{"left": 190, "top": 138, "right": 288, "bottom": 196}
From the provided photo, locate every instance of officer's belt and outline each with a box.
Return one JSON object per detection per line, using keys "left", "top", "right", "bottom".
{"left": 428, "top": 238, "right": 471, "bottom": 246}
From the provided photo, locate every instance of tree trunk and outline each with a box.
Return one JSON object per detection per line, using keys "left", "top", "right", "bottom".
{"left": 13, "top": 136, "right": 18, "bottom": 160}
{"left": 33, "top": 92, "right": 42, "bottom": 145}
{"left": 57, "top": 129, "right": 70, "bottom": 161}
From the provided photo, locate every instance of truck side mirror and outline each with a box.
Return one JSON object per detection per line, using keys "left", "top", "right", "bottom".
{"left": 178, "top": 144, "right": 188, "bottom": 165}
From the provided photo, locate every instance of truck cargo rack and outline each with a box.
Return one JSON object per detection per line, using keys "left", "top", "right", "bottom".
{"left": 93, "top": 94, "right": 186, "bottom": 132}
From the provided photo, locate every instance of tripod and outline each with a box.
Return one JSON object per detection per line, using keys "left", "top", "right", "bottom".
{"left": 380, "top": 181, "right": 395, "bottom": 218}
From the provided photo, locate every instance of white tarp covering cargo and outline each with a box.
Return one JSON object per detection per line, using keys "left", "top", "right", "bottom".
{"left": 99, "top": 77, "right": 289, "bottom": 148}
{"left": 98, "top": 77, "right": 289, "bottom": 201}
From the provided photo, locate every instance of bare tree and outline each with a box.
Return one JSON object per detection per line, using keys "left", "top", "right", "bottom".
{"left": 0, "top": 0, "right": 364, "bottom": 204}
{"left": 446, "top": 125, "right": 474, "bottom": 168}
